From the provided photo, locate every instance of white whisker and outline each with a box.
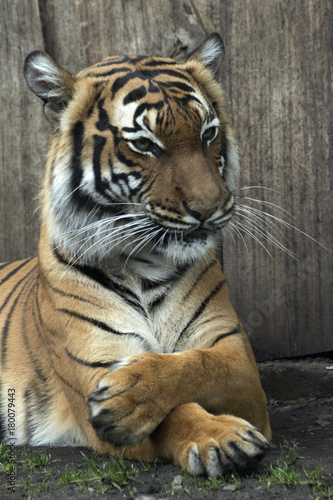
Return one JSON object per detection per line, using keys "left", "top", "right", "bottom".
{"left": 228, "top": 221, "right": 249, "bottom": 253}
{"left": 223, "top": 226, "right": 236, "bottom": 247}
{"left": 231, "top": 219, "right": 274, "bottom": 259}
{"left": 236, "top": 196, "right": 297, "bottom": 221}
{"left": 55, "top": 213, "right": 149, "bottom": 251}
{"left": 233, "top": 211, "right": 296, "bottom": 258}
{"left": 236, "top": 206, "right": 289, "bottom": 243}
{"left": 60, "top": 212, "right": 146, "bottom": 238}
{"left": 124, "top": 228, "right": 160, "bottom": 267}
{"left": 59, "top": 218, "right": 153, "bottom": 274}
{"left": 236, "top": 203, "right": 327, "bottom": 250}
{"left": 150, "top": 229, "right": 169, "bottom": 253}
{"left": 236, "top": 186, "right": 277, "bottom": 193}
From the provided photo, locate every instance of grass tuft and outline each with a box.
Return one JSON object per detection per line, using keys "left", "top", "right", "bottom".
{"left": 57, "top": 451, "right": 139, "bottom": 492}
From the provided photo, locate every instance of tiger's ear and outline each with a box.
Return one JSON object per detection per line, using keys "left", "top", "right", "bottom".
{"left": 183, "top": 33, "right": 224, "bottom": 77}
{"left": 24, "top": 50, "right": 76, "bottom": 125}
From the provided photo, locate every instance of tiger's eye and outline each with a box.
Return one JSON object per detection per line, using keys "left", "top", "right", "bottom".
{"left": 202, "top": 127, "right": 217, "bottom": 141}
{"left": 133, "top": 137, "right": 152, "bottom": 151}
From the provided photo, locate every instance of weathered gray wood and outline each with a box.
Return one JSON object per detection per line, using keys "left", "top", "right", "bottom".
{"left": 76, "top": 0, "right": 206, "bottom": 63}
{"left": 38, "top": 0, "right": 87, "bottom": 72}
{"left": 192, "top": 0, "right": 221, "bottom": 34}
{"left": 220, "top": 0, "right": 333, "bottom": 359}
{"left": 0, "top": 0, "right": 48, "bottom": 261}
{"left": 1, "top": 0, "right": 331, "bottom": 360}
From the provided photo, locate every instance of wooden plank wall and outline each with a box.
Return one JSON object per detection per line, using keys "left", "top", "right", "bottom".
{"left": 220, "top": 1, "right": 333, "bottom": 359}
{"left": 0, "top": 0, "right": 332, "bottom": 360}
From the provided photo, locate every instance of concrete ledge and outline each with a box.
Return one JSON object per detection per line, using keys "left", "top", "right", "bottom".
{"left": 258, "top": 359, "right": 333, "bottom": 404}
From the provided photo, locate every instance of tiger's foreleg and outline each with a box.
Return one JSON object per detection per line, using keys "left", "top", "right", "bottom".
{"left": 121, "top": 403, "right": 269, "bottom": 476}
{"left": 86, "top": 329, "right": 271, "bottom": 472}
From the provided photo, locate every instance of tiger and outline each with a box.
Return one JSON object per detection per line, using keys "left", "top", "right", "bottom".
{"left": 0, "top": 33, "right": 271, "bottom": 477}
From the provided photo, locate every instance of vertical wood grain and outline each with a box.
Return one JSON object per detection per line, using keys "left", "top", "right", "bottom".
{"left": 220, "top": 0, "right": 333, "bottom": 359}
{"left": 0, "top": 0, "right": 331, "bottom": 359}
{"left": 76, "top": 0, "right": 206, "bottom": 64}
{"left": 0, "top": 0, "right": 48, "bottom": 261}
{"left": 38, "top": 0, "right": 87, "bottom": 72}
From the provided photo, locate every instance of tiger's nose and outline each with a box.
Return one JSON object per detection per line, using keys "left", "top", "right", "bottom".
{"left": 183, "top": 201, "right": 216, "bottom": 221}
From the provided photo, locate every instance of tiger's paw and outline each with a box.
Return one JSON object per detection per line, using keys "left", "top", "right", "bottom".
{"left": 87, "top": 353, "right": 173, "bottom": 446}
{"left": 177, "top": 415, "right": 269, "bottom": 477}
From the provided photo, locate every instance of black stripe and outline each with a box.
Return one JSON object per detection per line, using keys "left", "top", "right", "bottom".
{"left": 0, "top": 262, "right": 12, "bottom": 272}
{"left": 102, "top": 57, "right": 130, "bottom": 67}
{"left": 150, "top": 143, "right": 164, "bottom": 159}
{"left": 96, "top": 99, "right": 110, "bottom": 131}
{"left": 94, "top": 100, "right": 120, "bottom": 148}
{"left": 133, "top": 101, "right": 164, "bottom": 124}
{"left": 183, "top": 261, "right": 217, "bottom": 301}
{"left": 222, "top": 196, "right": 234, "bottom": 218}
{"left": 116, "top": 150, "right": 137, "bottom": 167}
{"left": 143, "top": 59, "right": 176, "bottom": 68}
{"left": 20, "top": 275, "right": 48, "bottom": 383}
{"left": 56, "top": 308, "right": 147, "bottom": 345}
{"left": 32, "top": 293, "right": 60, "bottom": 360}
{"left": 148, "top": 80, "right": 160, "bottom": 93}
{"left": 0, "top": 265, "right": 37, "bottom": 313}
{"left": 175, "top": 280, "right": 226, "bottom": 345}
{"left": 65, "top": 348, "right": 112, "bottom": 368}
{"left": 43, "top": 275, "right": 103, "bottom": 307}
{"left": 137, "top": 174, "right": 158, "bottom": 200}
{"left": 123, "top": 85, "right": 147, "bottom": 105}
{"left": 176, "top": 93, "right": 202, "bottom": 108}
{"left": 93, "top": 134, "right": 110, "bottom": 196}
{"left": 53, "top": 247, "right": 146, "bottom": 315}
{"left": 0, "top": 258, "right": 33, "bottom": 287}
{"left": 141, "top": 277, "right": 171, "bottom": 291}
{"left": 141, "top": 264, "right": 191, "bottom": 292}
{"left": 24, "top": 387, "right": 33, "bottom": 443}
{"left": 70, "top": 121, "right": 84, "bottom": 192}
{"left": 1, "top": 271, "right": 36, "bottom": 366}
{"left": 94, "top": 56, "right": 129, "bottom": 68}
{"left": 128, "top": 56, "right": 147, "bottom": 64}
{"left": 211, "top": 326, "right": 241, "bottom": 346}
{"left": 110, "top": 171, "right": 141, "bottom": 197}
{"left": 33, "top": 280, "right": 59, "bottom": 360}
{"left": 91, "top": 66, "right": 132, "bottom": 78}
{"left": 142, "top": 68, "right": 191, "bottom": 82}
{"left": 148, "top": 293, "right": 167, "bottom": 310}
{"left": 160, "top": 81, "right": 195, "bottom": 93}
{"left": 111, "top": 71, "right": 148, "bottom": 96}
{"left": 132, "top": 256, "right": 152, "bottom": 264}
{"left": 53, "top": 367, "right": 84, "bottom": 398}
{"left": 141, "top": 263, "right": 190, "bottom": 291}
{"left": 149, "top": 212, "right": 192, "bottom": 227}
{"left": 69, "top": 121, "right": 97, "bottom": 211}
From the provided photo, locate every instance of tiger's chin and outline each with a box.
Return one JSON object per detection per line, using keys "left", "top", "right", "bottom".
{"left": 132, "top": 229, "right": 219, "bottom": 266}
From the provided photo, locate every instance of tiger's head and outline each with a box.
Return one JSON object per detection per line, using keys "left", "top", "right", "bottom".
{"left": 24, "top": 34, "right": 239, "bottom": 265}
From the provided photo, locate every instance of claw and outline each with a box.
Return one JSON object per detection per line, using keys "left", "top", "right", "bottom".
{"left": 188, "top": 443, "right": 205, "bottom": 475}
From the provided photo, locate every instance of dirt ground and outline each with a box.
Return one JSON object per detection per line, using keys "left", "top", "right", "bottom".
{"left": 1, "top": 363, "right": 332, "bottom": 499}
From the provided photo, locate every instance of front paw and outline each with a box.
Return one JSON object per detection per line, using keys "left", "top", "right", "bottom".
{"left": 88, "top": 353, "right": 171, "bottom": 446}
{"left": 180, "top": 415, "right": 270, "bottom": 477}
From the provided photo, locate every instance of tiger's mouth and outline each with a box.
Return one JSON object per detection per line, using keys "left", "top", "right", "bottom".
{"left": 145, "top": 204, "right": 234, "bottom": 237}
{"left": 152, "top": 227, "right": 212, "bottom": 248}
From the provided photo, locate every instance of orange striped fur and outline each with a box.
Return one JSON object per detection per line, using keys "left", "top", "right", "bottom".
{"left": 0, "top": 34, "right": 270, "bottom": 476}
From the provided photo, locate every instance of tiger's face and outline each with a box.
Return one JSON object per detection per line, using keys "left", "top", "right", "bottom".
{"left": 24, "top": 34, "right": 239, "bottom": 264}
